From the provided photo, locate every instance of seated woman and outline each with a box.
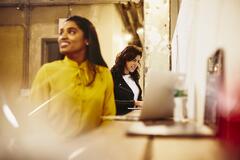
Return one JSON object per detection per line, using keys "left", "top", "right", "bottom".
{"left": 30, "top": 15, "right": 116, "bottom": 139}
{"left": 111, "top": 45, "right": 143, "bottom": 115}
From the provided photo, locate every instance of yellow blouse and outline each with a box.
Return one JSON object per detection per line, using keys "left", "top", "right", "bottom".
{"left": 30, "top": 56, "right": 116, "bottom": 138}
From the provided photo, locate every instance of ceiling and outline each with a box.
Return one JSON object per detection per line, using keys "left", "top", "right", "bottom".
{"left": 0, "top": 0, "right": 144, "bottom": 46}
{"left": 0, "top": 0, "right": 132, "bottom": 6}
{"left": 117, "top": 1, "right": 143, "bottom": 46}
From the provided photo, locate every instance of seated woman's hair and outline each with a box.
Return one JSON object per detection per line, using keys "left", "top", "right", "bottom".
{"left": 111, "top": 45, "right": 142, "bottom": 81}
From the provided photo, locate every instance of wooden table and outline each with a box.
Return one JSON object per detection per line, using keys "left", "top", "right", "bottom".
{"left": 61, "top": 119, "right": 227, "bottom": 160}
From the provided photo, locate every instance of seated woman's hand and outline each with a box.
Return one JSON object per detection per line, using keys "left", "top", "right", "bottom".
{"left": 134, "top": 100, "right": 143, "bottom": 108}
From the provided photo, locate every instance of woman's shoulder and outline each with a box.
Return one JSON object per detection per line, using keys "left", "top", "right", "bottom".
{"left": 37, "top": 60, "right": 64, "bottom": 74}
{"left": 110, "top": 67, "right": 121, "bottom": 76}
{"left": 96, "top": 65, "right": 112, "bottom": 77}
{"left": 41, "top": 60, "right": 63, "bottom": 68}
{"left": 95, "top": 66, "right": 114, "bottom": 83}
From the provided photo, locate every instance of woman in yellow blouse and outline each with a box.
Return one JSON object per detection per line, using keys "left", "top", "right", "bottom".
{"left": 30, "top": 16, "right": 116, "bottom": 138}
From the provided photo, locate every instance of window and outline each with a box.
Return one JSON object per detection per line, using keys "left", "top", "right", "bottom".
{"left": 41, "top": 38, "right": 64, "bottom": 65}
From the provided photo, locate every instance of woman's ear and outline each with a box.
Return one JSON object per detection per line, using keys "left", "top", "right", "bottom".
{"left": 85, "top": 40, "right": 89, "bottom": 46}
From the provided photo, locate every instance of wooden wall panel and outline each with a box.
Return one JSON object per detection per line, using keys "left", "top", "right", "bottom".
{"left": 0, "top": 26, "right": 24, "bottom": 108}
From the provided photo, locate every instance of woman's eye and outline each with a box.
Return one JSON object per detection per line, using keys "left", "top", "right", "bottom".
{"left": 59, "top": 30, "right": 63, "bottom": 35}
{"left": 69, "top": 30, "right": 76, "bottom": 35}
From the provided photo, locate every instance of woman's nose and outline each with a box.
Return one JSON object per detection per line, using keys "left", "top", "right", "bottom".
{"left": 134, "top": 61, "right": 139, "bottom": 65}
{"left": 59, "top": 32, "right": 67, "bottom": 40}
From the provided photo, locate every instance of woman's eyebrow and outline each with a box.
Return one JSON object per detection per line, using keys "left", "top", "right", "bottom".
{"left": 59, "top": 28, "right": 63, "bottom": 33}
{"left": 67, "top": 27, "right": 78, "bottom": 30}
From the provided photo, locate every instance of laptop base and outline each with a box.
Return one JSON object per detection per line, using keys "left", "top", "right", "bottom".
{"left": 127, "top": 121, "right": 215, "bottom": 137}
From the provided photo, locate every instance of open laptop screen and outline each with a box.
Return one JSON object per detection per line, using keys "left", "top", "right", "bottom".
{"left": 204, "top": 49, "right": 225, "bottom": 130}
{"left": 140, "top": 71, "right": 176, "bottom": 120}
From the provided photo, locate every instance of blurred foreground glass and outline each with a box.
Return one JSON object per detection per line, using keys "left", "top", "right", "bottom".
{"left": 217, "top": 85, "right": 240, "bottom": 160}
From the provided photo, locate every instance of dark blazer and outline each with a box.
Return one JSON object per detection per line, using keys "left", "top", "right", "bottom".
{"left": 111, "top": 69, "right": 142, "bottom": 115}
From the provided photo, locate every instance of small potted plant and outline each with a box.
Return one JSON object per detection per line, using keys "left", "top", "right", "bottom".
{"left": 174, "top": 89, "right": 188, "bottom": 122}
{"left": 174, "top": 89, "right": 187, "bottom": 97}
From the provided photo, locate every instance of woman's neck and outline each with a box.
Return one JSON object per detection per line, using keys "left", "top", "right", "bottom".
{"left": 123, "top": 67, "right": 129, "bottom": 75}
{"left": 66, "top": 51, "right": 86, "bottom": 65}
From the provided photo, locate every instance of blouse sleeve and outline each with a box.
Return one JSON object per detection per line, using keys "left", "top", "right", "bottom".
{"left": 102, "top": 69, "right": 116, "bottom": 116}
{"left": 30, "top": 65, "right": 50, "bottom": 113}
{"left": 137, "top": 80, "right": 143, "bottom": 101}
{"left": 115, "top": 100, "right": 135, "bottom": 108}
{"left": 111, "top": 69, "right": 135, "bottom": 108}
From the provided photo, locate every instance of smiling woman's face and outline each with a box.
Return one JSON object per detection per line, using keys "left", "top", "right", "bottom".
{"left": 58, "top": 21, "right": 88, "bottom": 56}
{"left": 124, "top": 55, "right": 141, "bottom": 74}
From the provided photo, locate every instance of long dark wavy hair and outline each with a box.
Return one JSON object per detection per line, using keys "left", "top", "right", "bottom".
{"left": 111, "top": 45, "right": 142, "bottom": 81}
{"left": 66, "top": 15, "right": 108, "bottom": 68}
{"left": 65, "top": 16, "right": 108, "bottom": 86}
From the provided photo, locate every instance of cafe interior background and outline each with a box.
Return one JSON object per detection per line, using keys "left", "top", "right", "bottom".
{"left": 1, "top": 0, "right": 240, "bottom": 157}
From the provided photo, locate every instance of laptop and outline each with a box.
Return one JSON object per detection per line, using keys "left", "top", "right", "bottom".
{"left": 126, "top": 49, "right": 224, "bottom": 137}
{"left": 102, "top": 70, "right": 177, "bottom": 121}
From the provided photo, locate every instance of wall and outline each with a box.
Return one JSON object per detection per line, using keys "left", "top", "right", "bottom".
{"left": 170, "top": 0, "right": 180, "bottom": 40}
{"left": 172, "top": 0, "right": 240, "bottom": 122}
{"left": 144, "top": 0, "right": 170, "bottom": 74}
{"left": 0, "top": 26, "right": 24, "bottom": 107}
{"left": 0, "top": 7, "right": 25, "bottom": 109}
